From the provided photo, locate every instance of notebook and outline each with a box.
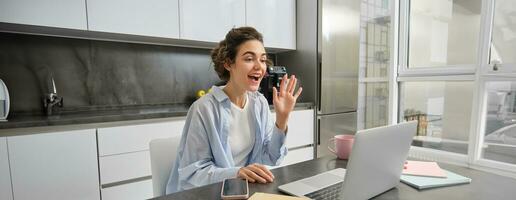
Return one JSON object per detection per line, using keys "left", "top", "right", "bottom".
{"left": 402, "top": 160, "right": 447, "bottom": 178}
{"left": 401, "top": 169, "right": 471, "bottom": 189}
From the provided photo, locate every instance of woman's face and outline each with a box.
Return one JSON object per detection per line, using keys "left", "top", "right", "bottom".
{"left": 226, "top": 40, "right": 267, "bottom": 92}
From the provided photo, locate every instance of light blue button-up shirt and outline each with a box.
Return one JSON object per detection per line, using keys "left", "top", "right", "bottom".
{"left": 165, "top": 86, "right": 288, "bottom": 194}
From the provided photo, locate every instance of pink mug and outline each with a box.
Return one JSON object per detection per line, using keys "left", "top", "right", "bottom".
{"left": 328, "top": 135, "right": 354, "bottom": 160}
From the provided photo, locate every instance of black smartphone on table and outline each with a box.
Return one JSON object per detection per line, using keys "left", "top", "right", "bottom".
{"left": 221, "top": 178, "right": 249, "bottom": 199}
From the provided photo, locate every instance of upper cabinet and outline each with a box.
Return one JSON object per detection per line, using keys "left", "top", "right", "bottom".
{"left": 179, "top": 0, "right": 245, "bottom": 42}
{"left": 246, "top": 0, "right": 296, "bottom": 49}
{"left": 0, "top": 0, "right": 87, "bottom": 30}
{"left": 0, "top": 0, "right": 296, "bottom": 50}
{"left": 87, "top": 0, "right": 180, "bottom": 38}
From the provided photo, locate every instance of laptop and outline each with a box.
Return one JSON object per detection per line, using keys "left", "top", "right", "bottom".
{"left": 278, "top": 121, "right": 417, "bottom": 200}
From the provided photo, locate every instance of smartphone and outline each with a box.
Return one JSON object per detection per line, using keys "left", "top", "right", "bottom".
{"left": 221, "top": 178, "right": 249, "bottom": 199}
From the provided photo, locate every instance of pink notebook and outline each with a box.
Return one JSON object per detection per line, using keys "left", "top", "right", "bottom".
{"left": 402, "top": 160, "right": 447, "bottom": 178}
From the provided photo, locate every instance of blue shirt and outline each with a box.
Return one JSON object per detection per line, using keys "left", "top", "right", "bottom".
{"left": 165, "top": 86, "right": 288, "bottom": 194}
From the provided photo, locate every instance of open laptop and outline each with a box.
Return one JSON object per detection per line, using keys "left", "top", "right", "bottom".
{"left": 278, "top": 121, "right": 417, "bottom": 200}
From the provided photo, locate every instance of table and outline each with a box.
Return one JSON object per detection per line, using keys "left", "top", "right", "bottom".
{"left": 152, "top": 156, "right": 516, "bottom": 200}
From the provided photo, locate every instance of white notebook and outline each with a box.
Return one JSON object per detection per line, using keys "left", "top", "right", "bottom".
{"left": 400, "top": 169, "right": 471, "bottom": 189}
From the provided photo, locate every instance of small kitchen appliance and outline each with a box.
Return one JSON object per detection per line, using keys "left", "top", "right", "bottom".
{"left": 0, "top": 79, "right": 10, "bottom": 121}
{"left": 260, "top": 66, "right": 287, "bottom": 104}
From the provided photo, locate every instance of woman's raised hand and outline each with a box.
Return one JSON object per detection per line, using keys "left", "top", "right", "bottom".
{"left": 273, "top": 74, "right": 302, "bottom": 131}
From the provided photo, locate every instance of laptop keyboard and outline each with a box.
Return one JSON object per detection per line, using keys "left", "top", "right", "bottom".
{"left": 304, "top": 182, "right": 342, "bottom": 200}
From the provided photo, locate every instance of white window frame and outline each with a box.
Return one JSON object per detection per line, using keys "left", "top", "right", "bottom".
{"left": 396, "top": 0, "right": 516, "bottom": 178}
{"left": 398, "top": 0, "right": 479, "bottom": 77}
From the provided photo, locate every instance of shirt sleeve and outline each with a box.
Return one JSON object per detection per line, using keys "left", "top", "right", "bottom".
{"left": 175, "top": 103, "right": 240, "bottom": 191}
{"left": 259, "top": 99, "right": 289, "bottom": 166}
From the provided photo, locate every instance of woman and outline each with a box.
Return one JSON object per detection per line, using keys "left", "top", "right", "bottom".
{"left": 166, "top": 27, "right": 302, "bottom": 194}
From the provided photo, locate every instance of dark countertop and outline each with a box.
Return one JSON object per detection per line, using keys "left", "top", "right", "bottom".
{"left": 154, "top": 156, "right": 516, "bottom": 200}
{"left": 0, "top": 102, "right": 314, "bottom": 130}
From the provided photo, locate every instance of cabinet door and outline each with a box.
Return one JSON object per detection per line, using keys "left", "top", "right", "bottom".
{"left": 0, "top": 137, "right": 13, "bottom": 200}
{"left": 179, "top": 0, "right": 245, "bottom": 42}
{"left": 272, "top": 109, "right": 315, "bottom": 148}
{"left": 281, "top": 147, "right": 313, "bottom": 167}
{"left": 8, "top": 130, "right": 100, "bottom": 200}
{"left": 246, "top": 0, "right": 296, "bottom": 49}
{"left": 87, "top": 0, "right": 180, "bottom": 38}
{"left": 0, "top": 0, "right": 87, "bottom": 30}
{"left": 286, "top": 109, "right": 314, "bottom": 148}
{"left": 98, "top": 120, "right": 185, "bottom": 156}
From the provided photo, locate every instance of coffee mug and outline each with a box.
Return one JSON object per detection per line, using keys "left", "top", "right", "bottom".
{"left": 328, "top": 134, "right": 354, "bottom": 160}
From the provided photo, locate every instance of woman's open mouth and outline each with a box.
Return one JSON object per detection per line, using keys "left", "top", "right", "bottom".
{"left": 248, "top": 75, "right": 261, "bottom": 84}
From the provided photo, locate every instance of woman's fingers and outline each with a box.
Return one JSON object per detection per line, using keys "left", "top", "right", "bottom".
{"left": 242, "top": 168, "right": 267, "bottom": 183}
{"left": 238, "top": 169, "right": 255, "bottom": 183}
{"left": 294, "top": 87, "right": 303, "bottom": 99}
{"left": 238, "top": 171, "right": 253, "bottom": 183}
{"left": 280, "top": 74, "right": 288, "bottom": 96}
{"left": 287, "top": 75, "right": 297, "bottom": 94}
{"left": 248, "top": 165, "right": 273, "bottom": 182}
{"left": 272, "top": 86, "right": 278, "bottom": 102}
{"left": 253, "top": 164, "right": 275, "bottom": 179}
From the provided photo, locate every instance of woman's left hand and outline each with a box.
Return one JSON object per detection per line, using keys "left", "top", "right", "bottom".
{"left": 273, "top": 74, "right": 302, "bottom": 131}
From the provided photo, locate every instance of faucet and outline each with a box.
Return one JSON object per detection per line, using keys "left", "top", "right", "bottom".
{"left": 42, "top": 76, "right": 63, "bottom": 115}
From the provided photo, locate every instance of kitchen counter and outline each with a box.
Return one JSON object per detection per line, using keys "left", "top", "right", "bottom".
{"left": 0, "top": 102, "right": 314, "bottom": 131}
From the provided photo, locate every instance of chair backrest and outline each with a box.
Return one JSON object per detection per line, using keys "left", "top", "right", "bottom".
{"left": 149, "top": 136, "right": 181, "bottom": 197}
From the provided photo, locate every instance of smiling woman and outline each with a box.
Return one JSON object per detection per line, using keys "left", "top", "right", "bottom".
{"left": 165, "top": 27, "right": 302, "bottom": 194}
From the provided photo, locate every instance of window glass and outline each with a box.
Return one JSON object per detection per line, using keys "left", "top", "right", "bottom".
{"left": 361, "top": 0, "right": 391, "bottom": 78}
{"left": 364, "top": 82, "right": 389, "bottom": 128}
{"left": 408, "top": 0, "right": 481, "bottom": 67}
{"left": 490, "top": 0, "right": 516, "bottom": 65}
{"left": 399, "top": 81, "right": 474, "bottom": 154}
{"left": 483, "top": 81, "right": 516, "bottom": 164}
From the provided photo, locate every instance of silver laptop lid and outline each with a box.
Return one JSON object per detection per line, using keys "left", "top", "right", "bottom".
{"left": 340, "top": 121, "right": 417, "bottom": 200}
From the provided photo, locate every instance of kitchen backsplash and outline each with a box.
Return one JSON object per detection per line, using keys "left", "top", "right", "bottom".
{"left": 0, "top": 32, "right": 221, "bottom": 114}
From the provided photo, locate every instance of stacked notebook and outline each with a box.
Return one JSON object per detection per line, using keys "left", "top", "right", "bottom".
{"left": 400, "top": 160, "right": 471, "bottom": 189}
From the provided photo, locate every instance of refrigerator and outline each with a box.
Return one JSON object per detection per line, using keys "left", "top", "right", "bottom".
{"left": 316, "top": 0, "right": 360, "bottom": 157}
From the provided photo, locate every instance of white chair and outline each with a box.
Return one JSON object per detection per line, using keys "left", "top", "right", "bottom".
{"left": 149, "top": 136, "right": 181, "bottom": 197}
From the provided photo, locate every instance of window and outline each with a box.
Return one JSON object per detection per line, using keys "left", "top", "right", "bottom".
{"left": 408, "top": 0, "right": 481, "bottom": 68}
{"left": 483, "top": 81, "right": 516, "bottom": 164}
{"left": 399, "top": 81, "right": 474, "bottom": 154}
{"left": 394, "top": 0, "right": 516, "bottom": 176}
{"left": 358, "top": 0, "right": 392, "bottom": 130}
{"left": 489, "top": 0, "right": 516, "bottom": 73}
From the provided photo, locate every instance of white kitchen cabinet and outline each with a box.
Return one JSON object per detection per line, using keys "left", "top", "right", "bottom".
{"left": 98, "top": 119, "right": 185, "bottom": 200}
{"left": 179, "top": 0, "right": 245, "bottom": 42}
{"left": 97, "top": 120, "right": 185, "bottom": 156}
{"left": 281, "top": 147, "right": 313, "bottom": 167}
{"left": 0, "top": 137, "right": 13, "bottom": 200}
{"left": 246, "top": 0, "right": 296, "bottom": 49}
{"left": 0, "top": 0, "right": 87, "bottom": 30}
{"left": 87, "top": 0, "right": 180, "bottom": 38}
{"left": 272, "top": 109, "right": 315, "bottom": 149}
{"left": 101, "top": 179, "right": 153, "bottom": 200}
{"left": 99, "top": 150, "right": 151, "bottom": 184}
{"left": 8, "top": 129, "right": 100, "bottom": 200}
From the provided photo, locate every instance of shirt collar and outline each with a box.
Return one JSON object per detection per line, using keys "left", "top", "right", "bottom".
{"left": 210, "top": 85, "right": 261, "bottom": 103}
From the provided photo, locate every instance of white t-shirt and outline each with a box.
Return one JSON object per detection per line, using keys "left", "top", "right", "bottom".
{"left": 228, "top": 94, "right": 256, "bottom": 167}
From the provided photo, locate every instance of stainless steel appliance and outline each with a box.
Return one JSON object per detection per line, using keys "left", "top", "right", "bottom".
{"left": 317, "top": 0, "right": 360, "bottom": 157}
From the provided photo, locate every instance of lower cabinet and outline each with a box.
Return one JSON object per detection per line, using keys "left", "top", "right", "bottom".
{"left": 98, "top": 119, "right": 185, "bottom": 200}
{"left": 0, "top": 137, "right": 13, "bottom": 200}
{"left": 8, "top": 129, "right": 100, "bottom": 200}
{"left": 101, "top": 179, "right": 153, "bottom": 200}
{"left": 281, "top": 147, "right": 314, "bottom": 167}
